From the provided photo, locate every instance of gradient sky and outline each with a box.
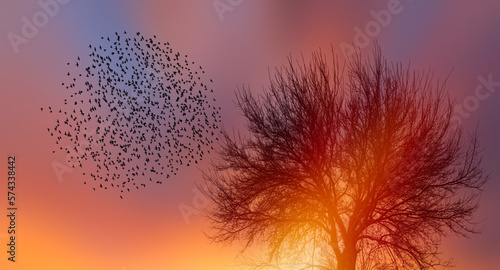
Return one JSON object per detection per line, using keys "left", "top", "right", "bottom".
{"left": 0, "top": 1, "right": 499, "bottom": 269}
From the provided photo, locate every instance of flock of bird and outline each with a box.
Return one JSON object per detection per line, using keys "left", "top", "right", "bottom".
{"left": 42, "top": 31, "right": 221, "bottom": 198}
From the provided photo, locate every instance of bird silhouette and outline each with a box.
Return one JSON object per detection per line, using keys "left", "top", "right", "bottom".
{"left": 42, "top": 31, "right": 221, "bottom": 198}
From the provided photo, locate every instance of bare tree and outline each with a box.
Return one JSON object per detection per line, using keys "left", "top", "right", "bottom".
{"left": 202, "top": 47, "right": 487, "bottom": 270}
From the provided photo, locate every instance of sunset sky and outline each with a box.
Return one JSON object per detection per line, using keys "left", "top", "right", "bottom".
{"left": 0, "top": 1, "right": 499, "bottom": 269}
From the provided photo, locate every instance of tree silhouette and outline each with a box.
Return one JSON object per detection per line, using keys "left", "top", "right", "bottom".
{"left": 202, "top": 47, "right": 487, "bottom": 270}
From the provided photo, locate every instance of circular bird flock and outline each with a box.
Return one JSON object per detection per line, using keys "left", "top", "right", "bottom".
{"left": 43, "top": 31, "right": 221, "bottom": 197}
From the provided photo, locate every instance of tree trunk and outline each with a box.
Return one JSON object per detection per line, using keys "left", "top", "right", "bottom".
{"left": 344, "top": 250, "right": 357, "bottom": 270}
{"left": 337, "top": 242, "right": 357, "bottom": 270}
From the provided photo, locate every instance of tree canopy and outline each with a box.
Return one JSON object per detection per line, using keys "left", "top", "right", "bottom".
{"left": 202, "top": 48, "right": 487, "bottom": 270}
